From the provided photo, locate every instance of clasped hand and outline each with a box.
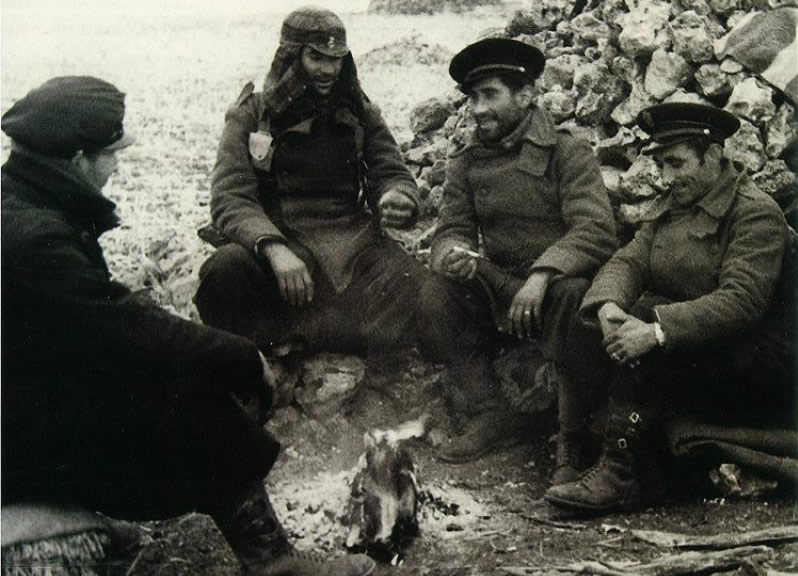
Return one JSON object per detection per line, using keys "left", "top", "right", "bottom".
{"left": 598, "top": 302, "right": 657, "bottom": 368}
{"left": 259, "top": 242, "right": 314, "bottom": 306}
{"left": 378, "top": 189, "right": 415, "bottom": 229}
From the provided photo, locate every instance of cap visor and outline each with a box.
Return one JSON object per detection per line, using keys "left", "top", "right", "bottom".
{"left": 103, "top": 131, "right": 136, "bottom": 151}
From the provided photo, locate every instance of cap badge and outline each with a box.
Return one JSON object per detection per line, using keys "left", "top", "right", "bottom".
{"left": 328, "top": 36, "right": 336, "bottom": 49}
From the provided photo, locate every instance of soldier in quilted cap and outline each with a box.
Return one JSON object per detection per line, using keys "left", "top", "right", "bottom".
{"left": 545, "top": 103, "right": 797, "bottom": 516}
{"left": 417, "top": 38, "right": 617, "bottom": 465}
{"left": 195, "top": 6, "right": 426, "bottom": 386}
{"left": 1, "top": 76, "right": 374, "bottom": 576}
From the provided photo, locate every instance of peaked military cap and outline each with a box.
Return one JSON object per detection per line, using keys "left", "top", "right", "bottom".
{"left": 637, "top": 102, "right": 740, "bottom": 153}
{"left": 1, "top": 76, "right": 135, "bottom": 158}
{"left": 449, "top": 38, "right": 545, "bottom": 90}
{"left": 281, "top": 6, "right": 349, "bottom": 58}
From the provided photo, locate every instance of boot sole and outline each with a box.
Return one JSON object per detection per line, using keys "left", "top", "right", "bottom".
{"left": 437, "top": 435, "right": 525, "bottom": 464}
{"left": 543, "top": 492, "right": 640, "bottom": 515}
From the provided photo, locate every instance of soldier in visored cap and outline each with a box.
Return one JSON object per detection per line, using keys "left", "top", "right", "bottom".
{"left": 194, "top": 6, "right": 426, "bottom": 381}
{"left": 545, "top": 103, "right": 798, "bottom": 516}
{"left": 1, "top": 76, "right": 375, "bottom": 576}
{"left": 417, "top": 38, "right": 617, "bottom": 466}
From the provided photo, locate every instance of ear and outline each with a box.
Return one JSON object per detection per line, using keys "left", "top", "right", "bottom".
{"left": 514, "top": 83, "right": 535, "bottom": 109}
{"left": 70, "top": 150, "right": 90, "bottom": 174}
{"left": 704, "top": 143, "right": 724, "bottom": 167}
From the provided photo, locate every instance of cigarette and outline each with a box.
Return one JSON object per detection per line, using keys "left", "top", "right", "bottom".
{"left": 452, "top": 246, "right": 482, "bottom": 258}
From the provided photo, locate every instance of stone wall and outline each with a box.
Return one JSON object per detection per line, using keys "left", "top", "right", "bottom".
{"left": 368, "top": 0, "right": 503, "bottom": 15}
{"left": 404, "top": 0, "right": 798, "bottom": 240}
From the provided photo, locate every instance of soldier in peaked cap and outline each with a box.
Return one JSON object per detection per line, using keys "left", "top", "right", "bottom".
{"left": 545, "top": 103, "right": 797, "bottom": 516}
{"left": 194, "top": 6, "right": 425, "bottom": 390}
{"left": 417, "top": 38, "right": 617, "bottom": 466}
{"left": 1, "top": 76, "right": 374, "bottom": 576}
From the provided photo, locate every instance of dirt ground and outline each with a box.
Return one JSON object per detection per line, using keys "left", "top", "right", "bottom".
{"left": 2, "top": 3, "right": 797, "bottom": 575}
{"left": 120, "top": 357, "right": 798, "bottom": 576}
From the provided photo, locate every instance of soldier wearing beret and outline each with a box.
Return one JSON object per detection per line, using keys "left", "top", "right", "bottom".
{"left": 417, "top": 38, "right": 617, "bottom": 464}
{"left": 1, "top": 76, "right": 374, "bottom": 576}
{"left": 194, "top": 6, "right": 425, "bottom": 376}
{"left": 545, "top": 103, "right": 797, "bottom": 515}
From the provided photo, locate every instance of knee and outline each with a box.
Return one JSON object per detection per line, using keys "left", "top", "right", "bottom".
{"left": 417, "top": 274, "right": 457, "bottom": 322}
{"left": 198, "top": 243, "right": 257, "bottom": 283}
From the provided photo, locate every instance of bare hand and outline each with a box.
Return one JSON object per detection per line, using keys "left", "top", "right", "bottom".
{"left": 597, "top": 302, "right": 628, "bottom": 340}
{"left": 441, "top": 245, "right": 477, "bottom": 281}
{"left": 378, "top": 189, "right": 416, "bottom": 229}
{"left": 259, "top": 242, "right": 314, "bottom": 306}
{"left": 508, "top": 271, "right": 551, "bottom": 339}
{"left": 603, "top": 316, "right": 657, "bottom": 367}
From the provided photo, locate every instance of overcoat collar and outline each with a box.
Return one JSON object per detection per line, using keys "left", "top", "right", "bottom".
{"left": 3, "top": 147, "right": 119, "bottom": 235}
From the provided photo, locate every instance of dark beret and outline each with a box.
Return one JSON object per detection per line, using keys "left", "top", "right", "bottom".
{"left": 449, "top": 38, "right": 545, "bottom": 90}
{"left": 1, "top": 76, "right": 134, "bottom": 158}
{"left": 281, "top": 6, "right": 349, "bottom": 58}
{"left": 637, "top": 103, "right": 740, "bottom": 153}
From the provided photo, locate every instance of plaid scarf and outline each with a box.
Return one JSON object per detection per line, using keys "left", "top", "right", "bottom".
{"left": 261, "top": 42, "right": 368, "bottom": 121}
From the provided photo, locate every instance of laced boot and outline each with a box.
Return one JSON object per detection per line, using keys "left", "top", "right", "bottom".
{"left": 215, "top": 483, "right": 375, "bottom": 576}
{"left": 550, "top": 430, "right": 593, "bottom": 486}
{"left": 439, "top": 409, "right": 530, "bottom": 463}
{"left": 544, "top": 410, "right": 643, "bottom": 514}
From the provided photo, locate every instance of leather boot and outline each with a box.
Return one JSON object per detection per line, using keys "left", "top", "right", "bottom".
{"left": 551, "top": 364, "right": 594, "bottom": 486}
{"left": 439, "top": 409, "right": 531, "bottom": 463}
{"left": 544, "top": 410, "right": 642, "bottom": 514}
{"left": 550, "top": 430, "right": 593, "bottom": 486}
{"left": 214, "top": 483, "right": 375, "bottom": 576}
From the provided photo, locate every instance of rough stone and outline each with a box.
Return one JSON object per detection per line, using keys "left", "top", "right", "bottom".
{"left": 644, "top": 48, "right": 695, "bottom": 100}
{"left": 600, "top": 165, "right": 626, "bottom": 203}
{"left": 596, "top": 126, "right": 643, "bottom": 166}
{"left": 695, "top": 62, "right": 743, "bottom": 99}
{"left": 617, "top": 1, "right": 672, "bottom": 57}
{"left": 753, "top": 159, "right": 798, "bottom": 204}
{"left": 294, "top": 354, "right": 366, "bottom": 419}
{"left": 765, "top": 102, "right": 798, "bottom": 158}
{"left": 556, "top": 119, "right": 603, "bottom": 146}
{"left": 573, "top": 59, "right": 627, "bottom": 125}
{"left": 664, "top": 89, "right": 713, "bottom": 104}
{"left": 680, "top": 0, "right": 714, "bottom": 15}
{"left": 612, "top": 81, "right": 658, "bottom": 126}
{"left": 426, "top": 185, "right": 445, "bottom": 218}
{"left": 505, "top": 0, "right": 578, "bottom": 36}
{"left": 619, "top": 194, "right": 671, "bottom": 227}
{"left": 708, "top": 0, "right": 742, "bottom": 16}
{"left": 368, "top": 0, "right": 502, "bottom": 14}
{"left": 405, "top": 137, "right": 448, "bottom": 167}
{"left": 610, "top": 54, "right": 645, "bottom": 86}
{"left": 725, "top": 77, "right": 777, "bottom": 126}
{"left": 493, "top": 343, "right": 555, "bottom": 415}
{"left": 570, "top": 10, "right": 613, "bottom": 43}
{"left": 410, "top": 97, "right": 456, "bottom": 135}
{"left": 718, "top": 57, "right": 745, "bottom": 73}
{"left": 670, "top": 10, "right": 716, "bottom": 63}
{"left": 725, "top": 118, "right": 767, "bottom": 172}
{"left": 618, "top": 154, "right": 667, "bottom": 202}
{"left": 542, "top": 54, "right": 589, "bottom": 91}
{"left": 538, "top": 88, "right": 577, "bottom": 123}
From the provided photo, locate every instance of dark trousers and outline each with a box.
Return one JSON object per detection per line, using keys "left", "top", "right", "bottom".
{"left": 590, "top": 295, "right": 797, "bottom": 434}
{"left": 2, "top": 372, "right": 280, "bottom": 522}
{"left": 416, "top": 273, "right": 595, "bottom": 415}
{"left": 194, "top": 240, "right": 425, "bottom": 360}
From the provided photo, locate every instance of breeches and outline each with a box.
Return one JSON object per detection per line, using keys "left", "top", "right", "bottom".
{"left": 194, "top": 239, "right": 425, "bottom": 358}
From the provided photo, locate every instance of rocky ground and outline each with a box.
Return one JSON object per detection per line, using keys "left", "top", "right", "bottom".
{"left": 2, "top": 1, "right": 798, "bottom": 575}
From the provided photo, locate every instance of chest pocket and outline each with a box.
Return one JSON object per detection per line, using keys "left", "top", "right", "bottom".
{"left": 516, "top": 143, "right": 559, "bottom": 212}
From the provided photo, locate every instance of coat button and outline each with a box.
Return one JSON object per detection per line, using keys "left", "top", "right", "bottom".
{"left": 79, "top": 231, "right": 92, "bottom": 244}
